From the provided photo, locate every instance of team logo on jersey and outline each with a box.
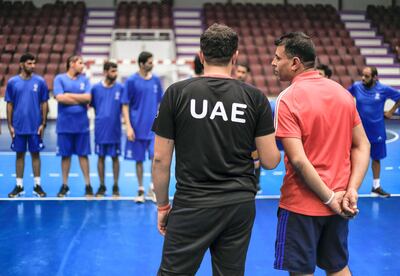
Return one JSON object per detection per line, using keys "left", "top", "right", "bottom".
{"left": 190, "top": 99, "right": 247, "bottom": 123}
{"left": 33, "top": 83, "right": 38, "bottom": 92}
{"left": 80, "top": 82, "right": 85, "bottom": 91}
{"left": 375, "top": 93, "right": 380, "bottom": 100}
{"left": 153, "top": 85, "right": 158, "bottom": 93}
{"left": 115, "top": 91, "right": 120, "bottom": 100}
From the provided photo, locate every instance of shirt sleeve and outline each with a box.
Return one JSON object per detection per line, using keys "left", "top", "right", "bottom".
{"left": 275, "top": 96, "right": 302, "bottom": 139}
{"left": 384, "top": 85, "right": 400, "bottom": 102}
{"left": 53, "top": 75, "right": 64, "bottom": 96}
{"left": 4, "top": 80, "right": 14, "bottom": 103}
{"left": 84, "top": 77, "right": 91, "bottom": 94}
{"left": 348, "top": 83, "right": 355, "bottom": 96}
{"left": 157, "top": 77, "right": 163, "bottom": 104}
{"left": 121, "top": 79, "right": 131, "bottom": 104}
{"left": 152, "top": 86, "right": 175, "bottom": 140}
{"left": 255, "top": 94, "right": 275, "bottom": 137}
{"left": 40, "top": 79, "right": 49, "bottom": 102}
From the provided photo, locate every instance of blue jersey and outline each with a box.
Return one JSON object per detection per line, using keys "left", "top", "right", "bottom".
{"left": 91, "top": 81, "right": 123, "bottom": 144}
{"left": 53, "top": 73, "right": 91, "bottom": 134}
{"left": 121, "top": 73, "right": 163, "bottom": 139}
{"left": 348, "top": 81, "right": 400, "bottom": 142}
{"left": 5, "top": 74, "right": 49, "bottom": 135}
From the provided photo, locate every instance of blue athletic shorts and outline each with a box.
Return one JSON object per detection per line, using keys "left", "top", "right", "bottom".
{"left": 57, "top": 133, "right": 91, "bottom": 157}
{"left": 274, "top": 208, "right": 349, "bottom": 274}
{"left": 370, "top": 141, "right": 386, "bottom": 160}
{"left": 95, "top": 143, "right": 121, "bottom": 157}
{"left": 11, "top": 134, "right": 44, "bottom": 153}
{"left": 124, "top": 138, "right": 154, "bottom": 161}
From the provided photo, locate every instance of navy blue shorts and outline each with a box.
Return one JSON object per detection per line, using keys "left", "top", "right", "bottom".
{"left": 370, "top": 141, "right": 386, "bottom": 160}
{"left": 274, "top": 208, "right": 349, "bottom": 274}
{"left": 11, "top": 134, "right": 44, "bottom": 153}
{"left": 57, "top": 133, "right": 91, "bottom": 157}
{"left": 124, "top": 138, "right": 154, "bottom": 161}
{"left": 95, "top": 143, "right": 121, "bottom": 157}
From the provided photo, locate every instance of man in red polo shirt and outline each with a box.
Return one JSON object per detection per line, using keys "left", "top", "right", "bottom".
{"left": 272, "top": 32, "right": 370, "bottom": 275}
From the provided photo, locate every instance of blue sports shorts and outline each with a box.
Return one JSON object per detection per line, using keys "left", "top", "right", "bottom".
{"left": 57, "top": 133, "right": 91, "bottom": 157}
{"left": 11, "top": 134, "right": 44, "bottom": 153}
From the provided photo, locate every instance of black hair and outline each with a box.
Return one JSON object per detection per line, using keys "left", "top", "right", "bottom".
{"left": 138, "top": 51, "right": 153, "bottom": 66}
{"left": 275, "top": 32, "right": 316, "bottom": 69}
{"left": 66, "top": 55, "right": 82, "bottom": 70}
{"left": 200, "top": 23, "right": 238, "bottom": 66}
{"left": 104, "top": 61, "right": 118, "bottom": 71}
{"left": 316, "top": 64, "right": 332, "bottom": 78}
{"left": 20, "top": 53, "right": 35, "bottom": 63}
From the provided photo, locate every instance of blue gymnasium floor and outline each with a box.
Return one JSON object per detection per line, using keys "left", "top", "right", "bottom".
{"left": 0, "top": 119, "right": 400, "bottom": 275}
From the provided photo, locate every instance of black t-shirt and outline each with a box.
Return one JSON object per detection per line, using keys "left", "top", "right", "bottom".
{"left": 152, "top": 76, "right": 274, "bottom": 208}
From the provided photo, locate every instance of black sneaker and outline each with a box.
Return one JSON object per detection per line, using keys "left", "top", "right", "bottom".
{"left": 33, "top": 185, "right": 46, "bottom": 197}
{"left": 112, "top": 185, "right": 120, "bottom": 197}
{"left": 8, "top": 186, "right": 25, "bottom": 198}
{"left": 95, "top": 185, "right": 106, "bottom": 197}
{"left": 57, "top": 185, "right": 70, "bottom": 197}
{"left": 371, "top": 187, "right": 391, "bottom": 198}
{"left": 85, "top": 185, "right": 94, "bottom": 197}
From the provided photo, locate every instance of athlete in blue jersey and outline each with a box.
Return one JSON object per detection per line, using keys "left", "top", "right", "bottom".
{"left": 91, "top": 61, "right": 123, "bottom": 197}
{"left": 53, "top": 55, "right": 93, "bottom": 197}
{"left": 5, "top": 53, "right": 49, "bottom": 198}
{"left": 348, "top": 66, "right": 400, "bottom": 197}
{"left": 122, "top": 51, "right": 163, "bottom": 203}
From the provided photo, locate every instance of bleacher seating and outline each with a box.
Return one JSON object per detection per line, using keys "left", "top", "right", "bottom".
{"left": 204, "top": 3, "right": 365, "bottom": 95}
{"left": 115, "top": 1, "right": 173, "bottom": 29}
{"left": 0, "top": 1, "right": 86, "bottom": 96}
{"left": 366, "top": 5, "right": 400, "bottom": 58}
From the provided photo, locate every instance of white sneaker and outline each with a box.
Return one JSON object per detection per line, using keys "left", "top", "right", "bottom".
{"left": 134, "top": 190, "right": 145, "bottom": 203}
{"left": 147, "top": 188, "right": 157, "bottom": 203}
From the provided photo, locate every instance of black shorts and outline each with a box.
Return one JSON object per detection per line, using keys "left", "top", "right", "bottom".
{"left": 274, "top": 208, "right": 349, "bottom": 274}
{"left": 158, "top": 201, "right": 256, "bottom": 276}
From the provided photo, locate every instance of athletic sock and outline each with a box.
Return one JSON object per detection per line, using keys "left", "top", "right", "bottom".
{"left": 373, "top": 178, "right": 380, "bottom": 189}
{"left": 16, "top": 178, "right": 23, "bottom": 188}
{"left": 34, "top": 177, "right": 41, "bottom": 186}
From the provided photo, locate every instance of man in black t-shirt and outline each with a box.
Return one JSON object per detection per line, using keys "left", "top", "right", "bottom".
{"left": 152, "top": 23, "right": 281, "bottom": 276}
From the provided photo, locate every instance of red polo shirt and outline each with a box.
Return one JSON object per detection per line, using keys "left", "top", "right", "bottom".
{"left": 275, "top": 71, "right": 361, "bottom": 216}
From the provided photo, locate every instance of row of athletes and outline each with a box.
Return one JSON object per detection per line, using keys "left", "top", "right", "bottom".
{"left": 4, "top": 51, "right": 162, "bottom": 200}
{"left": 4, "top": 48, "right": 400, "bottom": 200}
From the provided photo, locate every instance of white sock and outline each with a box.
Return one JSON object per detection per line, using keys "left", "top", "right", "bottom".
{"left": 34, "top": 177, "right": 41, "bottom": 186}
{"left": 373, "top": 179, "right": 380, "bottom": 189}
{"left": 138, "top": 186, "right": 144, "bottom": 192}
{"left": 150, "top": 182, "right": 154, "bottom": 190}
{"left": 16, "top": 178, "right": 23, "bottom": 187}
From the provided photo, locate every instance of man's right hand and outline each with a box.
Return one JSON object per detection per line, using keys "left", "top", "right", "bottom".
{"left": 326, "top": 191, "right": 348, "bottom": 218}
{"left": 8, "top": 126, "right": 15, "bottom": 138}
{"left": 127, "top": 126, "right": 135, "bottom": 141}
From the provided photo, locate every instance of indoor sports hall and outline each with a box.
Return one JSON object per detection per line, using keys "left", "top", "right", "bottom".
{"left": 0, "top": 0, "right": 399, "bottom": 275}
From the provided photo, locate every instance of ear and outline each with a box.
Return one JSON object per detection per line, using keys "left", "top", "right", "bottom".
{"left": 291, "top": 57, "right": 302, "bottom": 72}
{"left": 199, "top": 51, "right": 205, "bottom": 65}
{"left": 232, "top": 50, "right": 239, "bottom": 65}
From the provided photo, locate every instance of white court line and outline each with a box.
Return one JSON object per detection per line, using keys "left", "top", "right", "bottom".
{"left": 385, "top": 167, "right": 394, "bottom": 170}
{"left": 386, "top": 129, "right": 399, "bottom": 144}
{"left": 0, "top": 152, "right": 56, "bottom": 156}
{"left": 2, "top": 194, "right": 400, "bottom": 201}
